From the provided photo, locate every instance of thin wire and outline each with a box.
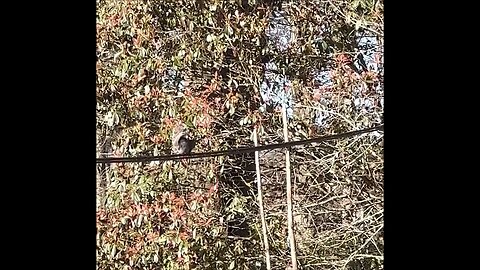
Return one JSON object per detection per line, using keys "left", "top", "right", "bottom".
{"left": 96, "top": 124, "right": 383, "bottom": 164}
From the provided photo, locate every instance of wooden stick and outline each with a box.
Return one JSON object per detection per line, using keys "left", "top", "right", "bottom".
{"left": 253, "top": 127, "right": 271, "bottom": 270}
{"left": 282, "top": 104, "right": 297, "bottom": 270}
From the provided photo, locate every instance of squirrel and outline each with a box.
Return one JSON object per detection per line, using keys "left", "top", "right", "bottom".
{"left": 171, "top": 123, "right": 195, "bottom": 155}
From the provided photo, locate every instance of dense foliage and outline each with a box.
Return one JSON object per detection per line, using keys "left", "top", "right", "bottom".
{"left": 97, "top": 0, "right": 383, "bottom": 269}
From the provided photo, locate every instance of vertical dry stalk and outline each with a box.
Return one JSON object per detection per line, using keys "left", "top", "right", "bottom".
{"left": 253, "top": 127, "right": 271, "bottom": 270}
{"left": 282, "top": 104, "right": 297, "bottom": 270}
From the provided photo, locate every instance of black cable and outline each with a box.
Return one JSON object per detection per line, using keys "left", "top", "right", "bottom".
{"left": 96, "top": 124, "right": 383, "bottom": 164}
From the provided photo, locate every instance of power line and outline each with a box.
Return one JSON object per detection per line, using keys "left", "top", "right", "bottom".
{"left": 96, "top": 124, "right": 383, "bottom": 164}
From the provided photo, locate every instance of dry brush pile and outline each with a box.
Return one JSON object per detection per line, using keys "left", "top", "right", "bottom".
{"left": 96, "top": 0, "right": 383, "bottom": 269}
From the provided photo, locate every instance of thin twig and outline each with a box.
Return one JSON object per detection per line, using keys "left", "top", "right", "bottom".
{"left": 282, "top": 103, "right": 297, "bottom": 270}
{"left": 327, "top": 0, "right": 383, "bottom": 37}
{"left": 343, "top": 223, "right": 384, "bottom": 268}
{"left": 253, "top": 127, "right": 271, "bottom": 270}
{"left": 302, "top": 194, "right": 348, "bottom": 208}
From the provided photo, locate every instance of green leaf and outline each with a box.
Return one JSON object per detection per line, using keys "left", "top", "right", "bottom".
{"left": 322, "top": 41, "right": 328, "bottom": 51}
{"left": 110, "top": 245, "right": 117, "bottom": 259}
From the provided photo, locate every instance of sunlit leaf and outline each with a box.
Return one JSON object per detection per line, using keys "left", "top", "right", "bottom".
{"left": 206, "top": 34, "right": 215, "bottom": 42}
